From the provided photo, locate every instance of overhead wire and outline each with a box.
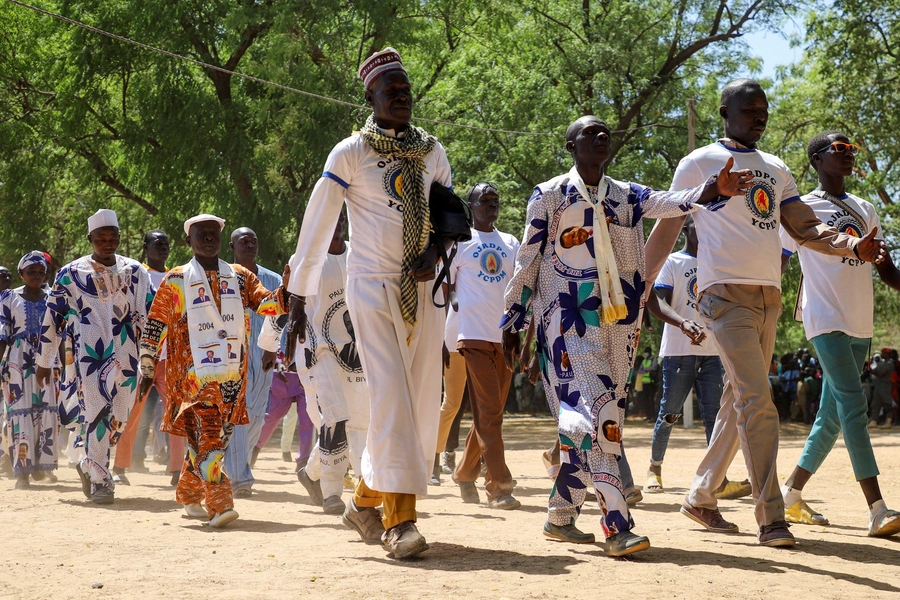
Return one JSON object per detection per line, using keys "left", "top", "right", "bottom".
{"left": 5, "top": 0, "right": 557, "bottom": 137}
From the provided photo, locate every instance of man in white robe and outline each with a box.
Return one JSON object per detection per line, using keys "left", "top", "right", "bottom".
{"left": 284, "top": 48, "right": 450, "bottom": 559}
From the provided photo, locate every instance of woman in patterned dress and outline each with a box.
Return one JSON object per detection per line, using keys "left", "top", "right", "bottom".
{"left": 0, "top": 251, "right": 58, "bottom": 489}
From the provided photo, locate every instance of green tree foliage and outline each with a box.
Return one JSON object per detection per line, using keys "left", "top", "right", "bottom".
{"left": 767, "top": 0, "right": 900, "bottom": 351}
{"left": 2, "top": 0, "right": 799, "bottom": 277}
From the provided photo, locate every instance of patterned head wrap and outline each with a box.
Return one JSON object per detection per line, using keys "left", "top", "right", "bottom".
{"left": 17, "top": 250, "right": 48, "bottom": 273}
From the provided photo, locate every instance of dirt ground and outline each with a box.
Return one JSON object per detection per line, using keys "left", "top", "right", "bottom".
{"left": 3, "top": 416, "right": 900, "bottom": 600}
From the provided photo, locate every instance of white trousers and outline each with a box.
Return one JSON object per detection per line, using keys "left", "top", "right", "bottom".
{"left": 304, "top": 355, "right": 370, "bottom": 498}
{"left": 347, "top": 276, "right": 442, "bottom": 497}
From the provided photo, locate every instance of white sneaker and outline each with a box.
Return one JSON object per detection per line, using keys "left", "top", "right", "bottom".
{"left": 209, "top": 509, "right": 239, "bottom": 528}
{"left": 184, "top": 503, "right": 207, "bottom": 518}
{"left": 869, "top": 508, "right": 900, "bottom": 537}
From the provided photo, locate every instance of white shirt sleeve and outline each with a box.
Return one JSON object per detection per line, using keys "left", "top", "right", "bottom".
{"left": 433, "top": 143, "right": 452, "bottom": 188}
{"left": 780, "top": 167, "right": 801, "bottom": 204}
{"left": 669, "top": 154, "right": 705, "bottom": 191}
{"left": 288, "top": 142, "right": 356, "bottom": 297}
{"left": 654, "top": 255, "right": 675, "bottom": 290}
{"left": 867, "top": 202, "right": 883, "bottom": 237}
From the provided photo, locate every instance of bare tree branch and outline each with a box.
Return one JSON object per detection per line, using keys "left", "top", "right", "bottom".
{"left": 75, "top": 147, "right": 158, "bottom": 214}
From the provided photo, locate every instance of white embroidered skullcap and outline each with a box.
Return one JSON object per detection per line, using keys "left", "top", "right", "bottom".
{"left": 183, "top": 213, "right": 226, "bottom": 236}
{"left": 87, "top": 209, "right": 119, "bottom": 233}
{"left": 358, "top": 47, "right": 406, "bottom": 89}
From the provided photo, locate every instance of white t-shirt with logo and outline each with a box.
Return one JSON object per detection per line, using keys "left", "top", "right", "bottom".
{"left": 654, "top": 250, "right": 719, "bottom": 357}
{"left": 445, "top": 228, "right": 520, "bottom": 346}
{"left": 780, "top": 191, "right": 880, "bottom": 340}
{"left": 671, "top": 142, "right": 801, "bottom": 292}
{"left": 289, "top": 131, "right": 452, "bottom": 297}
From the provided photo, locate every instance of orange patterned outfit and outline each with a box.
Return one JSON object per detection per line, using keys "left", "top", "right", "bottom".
{"left": 141, "top": 264, "right": 286, "bottom": 516}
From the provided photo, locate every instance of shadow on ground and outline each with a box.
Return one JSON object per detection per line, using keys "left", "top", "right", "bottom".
{"left": 356, "top": 541, "right": 581, "bottom": 575}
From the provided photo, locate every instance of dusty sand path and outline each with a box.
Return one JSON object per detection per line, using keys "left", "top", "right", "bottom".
{"left": 3, "top": 416, "right": 900, "bottom": 599}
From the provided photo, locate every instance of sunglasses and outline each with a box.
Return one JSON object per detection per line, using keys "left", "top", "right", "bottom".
{"left": 469, "top": 182, "right": 500, "bottom": 204}
{"left": 815, "top": 141, "right": 860, "bottom": 156}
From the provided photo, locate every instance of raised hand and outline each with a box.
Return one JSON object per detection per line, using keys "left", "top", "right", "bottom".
{"left": 714, "top": 156, "right": 754, "bottom": 197}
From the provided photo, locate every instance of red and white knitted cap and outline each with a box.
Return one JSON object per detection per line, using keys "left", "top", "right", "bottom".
{"left": 358, "top": 47, "right": 406, "bottom": 89}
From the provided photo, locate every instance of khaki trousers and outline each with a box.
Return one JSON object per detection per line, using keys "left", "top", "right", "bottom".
{"left": 453, "top": 342, "right": 514, "bottom": 499}
{"left": 435, "top": 351, "right": 468, "bottom": 452}
{"left": 687, "top": 284, "right": 784, "bottom": 527}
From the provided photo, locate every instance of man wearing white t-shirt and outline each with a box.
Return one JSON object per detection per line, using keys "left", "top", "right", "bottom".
{"left": 284, "top": 48, "right": 450, "bottom": 559}
{"left": 660, "top": 80, "right": 886, "bottom": 548}
{"left": 779, "top": 130, "right": 900, "bottom": 538}
{"left": 447, "top": 183, "right": 522, "bottom": 510}
{"left": 645, "top": 216, "right": 749, "bottom": 500}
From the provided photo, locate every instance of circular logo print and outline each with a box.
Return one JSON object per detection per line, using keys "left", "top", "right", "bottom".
{"left": 839, "top": 220, "right": 863, "bottom": 237}
{"left": 480, "top": 250, "right": 502, "bottom": 275}
{"left": 550, "top": 191, "right": 598, "bottom": 281}
{"left": 687, "top": 275, "right": 698, "bottom": 302}
{"left": 382, "top": 164, "right": 403, "bottom": 202}
{"left": 322, "top": 299, "right": 363, "bottom": 374}
{"left": 745, "top": 182, "right": 775, "bottom": 220}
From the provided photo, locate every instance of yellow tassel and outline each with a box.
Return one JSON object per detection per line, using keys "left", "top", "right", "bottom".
{"left": 601, "top": 305, "right": 618, "bottom": 324}
{"left": 601, "top": 304, "right": 628, "bottom": 325}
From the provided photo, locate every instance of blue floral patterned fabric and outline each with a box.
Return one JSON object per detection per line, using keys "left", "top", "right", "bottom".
{"left": 0, "top": 288, "right": 58, "bottom": 476}
{"left": 36, "top": 255, "right": 153, "bottom": 487}
{"left": 502, "top": 173, "right": 702, "bottom": 537}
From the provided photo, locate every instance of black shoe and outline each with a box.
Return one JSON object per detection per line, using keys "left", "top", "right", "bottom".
{"left": 75, "top": 463, "right": 91, "bottom": 499}
{"left": 169, "top": 471, "right": 180, "bottom": 487}
{"left": 459, "top": 481, "right": 480, "bottom": 504}
{"left": 758, "top": 520, "right": 795, "bottom": 547}
{"left": 91, "top": 485, "right": 115, "bottom": 505}
{"left": 112, "top": 467, "right": 130, "bottom": 486}
{"left": 282, "top": 452, "right": 293, "bottom": 462}
{"left": 543, "top": 521, "right": 595, "bottom": 544}
{"left": 297, "top": 466, "right": 324, "bottom": 506}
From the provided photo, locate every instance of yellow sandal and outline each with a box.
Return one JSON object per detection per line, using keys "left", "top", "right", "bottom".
{"left": 645, "top": 473, "right": 664, "bottom": 493}
{"left": 785, "top": 499, "right": 829, "bottom": 525}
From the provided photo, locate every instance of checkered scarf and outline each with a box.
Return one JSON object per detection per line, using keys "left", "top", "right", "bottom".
{"left": 361, "top": 113, "right": 436, "bottom": 326}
